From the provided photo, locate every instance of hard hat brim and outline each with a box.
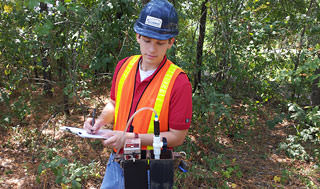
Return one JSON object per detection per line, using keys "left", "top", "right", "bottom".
{"left": 134, "top": 22, "right": 178, "bottom": 40}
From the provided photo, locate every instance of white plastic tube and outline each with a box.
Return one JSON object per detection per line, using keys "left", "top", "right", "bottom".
{"left": 116, "top": 107, "right": 158, "bottom": 156}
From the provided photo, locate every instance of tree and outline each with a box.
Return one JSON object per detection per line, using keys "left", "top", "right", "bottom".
{"left": 311, "top": 50, "right": 320, "bottom": 106}
{"left": 193, "top": 0, "right": 208, "bottom": 92}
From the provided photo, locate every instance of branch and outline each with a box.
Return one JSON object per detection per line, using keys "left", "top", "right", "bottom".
{"left": 28, "top": 78, "right": 57, "bottom": 84}
{"left": 115, "top": 31, "right": 128, "bottom": 62}
{"left": 32, "top": 112, "right": 59, "bottom": 161}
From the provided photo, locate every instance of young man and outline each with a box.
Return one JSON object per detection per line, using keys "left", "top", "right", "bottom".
{"left": 83, "top": 0, "right": 192, "bottom": 188}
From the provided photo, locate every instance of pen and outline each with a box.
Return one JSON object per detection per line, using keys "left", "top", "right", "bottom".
{"left": 91, "top": 108, "right": 96, "bottom": 133}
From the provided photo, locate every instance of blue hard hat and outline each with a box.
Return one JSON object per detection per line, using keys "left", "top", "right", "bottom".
{"left": 134, "top": 0, "right": 179, "bottom": 40}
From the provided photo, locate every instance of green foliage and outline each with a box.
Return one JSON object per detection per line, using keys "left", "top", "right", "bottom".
{"left": 0, "top": 0, "right": 138, "bottom": 119}
{"left": 202, "top": 155, "right": 242, "bottom": 180}
{"left": 280, "top": 135, "right": 310, "bottom": 161}
{"left": 1, "top": 0, "right": 318, "bottom": 124}
{"left": 0, "top": 89, "right": 11, "bottom": 128}
{"left": 192, "top": 83, "right": 232, "bottom": 123}
{"left": 1, "top": 0, "right": 320, "bottom": 187}
{"left": 37, "top": 148, "right": 101, "bottom": 188}
{"left": 266, "top": 113, "right": 287, "bottom": 129}
{"left": 280, "top": 104, "right": 320, "bottom": 161}
{"left": 174, "top": 149, "right": 243, "bottom": 188}
{"left": 288, "top": 103, "right": 320, "bottom": 131}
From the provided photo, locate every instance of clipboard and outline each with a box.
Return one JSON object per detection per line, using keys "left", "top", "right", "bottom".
{"left": 60, "top": 126, "right": 112, "bottom": 139}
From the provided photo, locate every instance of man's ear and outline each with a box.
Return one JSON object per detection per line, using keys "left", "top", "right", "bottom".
{"left": 168, "top": 38, "right": 175, "bottom": 49}
{"left": 136, "top": 33, "right": 141, "bottom": 43}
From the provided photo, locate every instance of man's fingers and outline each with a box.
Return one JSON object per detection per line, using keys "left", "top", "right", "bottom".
{"left": 103, "top": 136, "right": 115, "bottom": 146}
{"left": 102, "top": 135, "right": 121, "bottom": 149}
{"left": 102, "top": 131, "right": 113, "bottom": 138}
{"left": 84, "top": 118, "right": 96, "bottom": 133}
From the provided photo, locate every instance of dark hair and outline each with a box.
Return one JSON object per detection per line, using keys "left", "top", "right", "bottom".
{"left": 138, "top": 34, "right": 173, "bottom": 43}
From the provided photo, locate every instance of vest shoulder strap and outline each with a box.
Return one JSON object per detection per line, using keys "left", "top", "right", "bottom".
{"left": 114, "top": 55, "right": 141, "bottom": 126}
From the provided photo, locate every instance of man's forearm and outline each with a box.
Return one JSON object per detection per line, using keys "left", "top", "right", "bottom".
{"left": 125, "top": 128, "right": 188, "bottom": 147}
{"left": 97, "top": 99, "right": 115, "bottom": 126}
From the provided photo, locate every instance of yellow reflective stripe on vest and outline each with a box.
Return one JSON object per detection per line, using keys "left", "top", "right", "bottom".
{"left": 146, "top": 64, "right": 179, "bottom": 150}
{"left": 114, "top": 55, "right": 140, "bottom": 125}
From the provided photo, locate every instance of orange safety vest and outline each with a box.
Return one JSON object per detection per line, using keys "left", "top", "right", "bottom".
{"left": 113, "top": 55, "right": 184, "bottom": 149}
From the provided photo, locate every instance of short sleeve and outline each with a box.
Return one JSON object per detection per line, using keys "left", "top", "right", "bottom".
{"left": 110, "top": 57, "right": 129, "bottom": 101}
{"left": 168, "top": 73, "right": 192, "bottom": 130}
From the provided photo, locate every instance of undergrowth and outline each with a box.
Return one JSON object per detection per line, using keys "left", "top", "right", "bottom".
{"left": 1, "top": 86, "right": 319, "bottom": 188}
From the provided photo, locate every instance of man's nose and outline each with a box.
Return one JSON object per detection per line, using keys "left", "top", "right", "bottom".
{"left": 149, "top": 42, "right": 156, "bottom": 53}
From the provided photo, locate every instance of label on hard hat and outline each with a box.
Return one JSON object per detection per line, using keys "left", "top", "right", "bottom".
{"left": 145, "top": 16, "right": 162, "bottom": 28}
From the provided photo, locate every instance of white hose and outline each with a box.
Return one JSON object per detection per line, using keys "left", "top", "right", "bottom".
{"left": 115, "top": 107, "right": 158, "bottom": 156}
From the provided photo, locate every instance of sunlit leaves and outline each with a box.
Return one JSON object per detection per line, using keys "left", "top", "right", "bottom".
{"left": 4, "top": 5, "right": 13, "bottom": 13}
{"left": 273, "top": 175, "right": 281, "bottom": 183}
{"left": 4, "top": 65, "right": 11, "bottom": 75}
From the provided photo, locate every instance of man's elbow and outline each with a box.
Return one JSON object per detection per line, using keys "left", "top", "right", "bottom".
{"left": 176, "top": 139, "right": 185, "bottom": 147}
{"left": 170, "top": 136, "right": 186, "bottom": 147}
{"left": 168, "top": 129, "right": 188, "bottom": 147}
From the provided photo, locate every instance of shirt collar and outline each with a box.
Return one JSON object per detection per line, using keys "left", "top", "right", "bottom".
{"left": 138, "top": 55, "right": 167, "bottom": 82}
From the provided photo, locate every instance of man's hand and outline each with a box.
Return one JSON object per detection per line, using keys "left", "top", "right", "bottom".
{"left": 83, "top": 100, "right": 115, "bottom": 134}
{"left": 83, "top": 118, "right": 105, "bottom": 134}
{"left": 102, "top": 130, "right": 127, "bottom": 150}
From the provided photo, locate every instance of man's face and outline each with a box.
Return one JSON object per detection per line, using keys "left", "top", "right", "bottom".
{"left": 136, "top": 34, "right": 174, "bottom": 67}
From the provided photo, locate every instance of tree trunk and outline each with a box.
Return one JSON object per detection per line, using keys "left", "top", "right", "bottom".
{"left": 39, "top": 2, "right": 52, "bottom": 97}
{"left": 42, "top": 53, "right": 53, "bottom": 97}
{"left": 311, "top": 51, "right": 320, "bottom": 106}
{"left": 33, "top": 61, "right": 39, "bottom": 79}
{"left": 193, "top": 0, "right": 208, "bottom": 93}
{"left": 55, "top": 0, "right": 70, "bottom": 116}
{"left": 58, "top": 57, "right": 70, "bottom": 116}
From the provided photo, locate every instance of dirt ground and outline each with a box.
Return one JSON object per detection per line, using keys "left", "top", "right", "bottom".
{"left": 0, "top": 92, "right": 319, "bottom": 188}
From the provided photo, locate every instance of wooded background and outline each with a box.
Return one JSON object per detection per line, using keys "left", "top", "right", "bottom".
{"left": 1, "top": 0, "right": 319, "bottom": 188}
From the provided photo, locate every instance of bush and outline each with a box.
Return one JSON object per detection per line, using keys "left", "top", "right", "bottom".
{"left": 37, "top": 148, "right": 101, "bottom": 188}
{"left": 279, "top": 104, "right": 320, "bottom": 161}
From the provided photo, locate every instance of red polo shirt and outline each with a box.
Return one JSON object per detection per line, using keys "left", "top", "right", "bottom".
{"left": 110, "top": 56, "right": 192, "bottom": 130}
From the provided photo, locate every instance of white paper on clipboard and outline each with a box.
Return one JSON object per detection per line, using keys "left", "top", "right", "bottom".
{"left": 60, "top": 126, "right": 112, "bottom": 139}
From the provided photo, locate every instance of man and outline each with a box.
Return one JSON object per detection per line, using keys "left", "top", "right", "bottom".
{"left": 83, "top": 0, "right": 192, "bottom": 188}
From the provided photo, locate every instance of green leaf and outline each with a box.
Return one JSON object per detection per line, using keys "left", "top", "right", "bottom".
{"left": 71, "top": 180, "right": 82, "bottom": 189}
{"left": 60, "top": 158, "right": 68, "bottom": 165}
{"left": 55, "top": 175, "right": 63, "bottom": 184}
{"left": 4, "top": 69, "right": 11, "bottom": 75}
{"left": 37, "top": 163, "right": 44, "bottom": 174}
{"left": 57, "top": 4, "right": 67, "bottom": 13}
{"left": 26, "top": 0, "right": 39, "bottom": 9}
